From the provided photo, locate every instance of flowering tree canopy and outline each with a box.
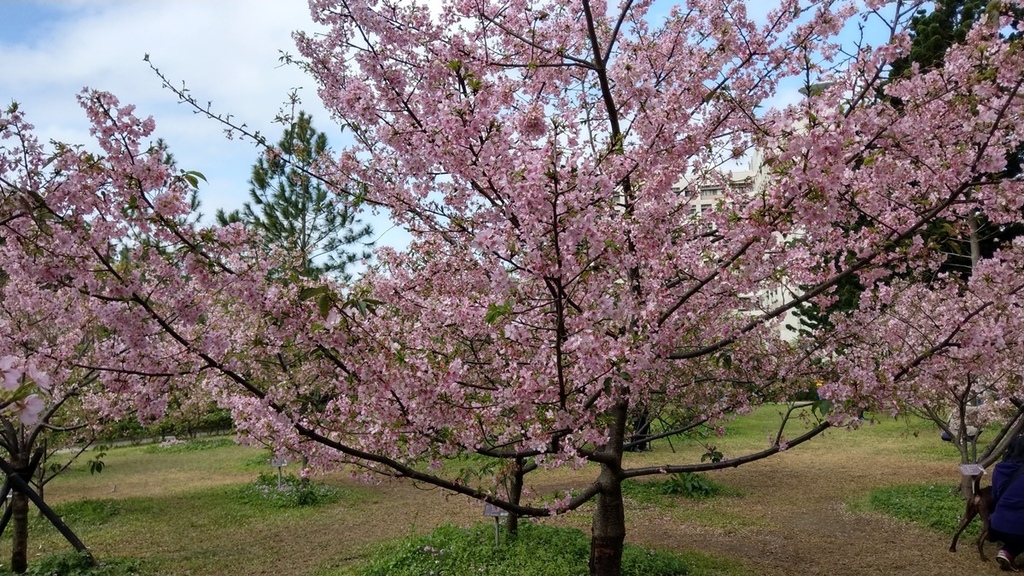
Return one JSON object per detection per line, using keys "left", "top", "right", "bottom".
{"left": 3, "top": 1, "right": 1024, "bottom": 574}
{"left": 774, "top": 1, "right": 1024, "bottom": 479}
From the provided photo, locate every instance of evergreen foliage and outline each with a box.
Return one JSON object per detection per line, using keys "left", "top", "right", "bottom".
{"left": 217, "top": 112, "right": 372, "bottom": 279}
{"left": 889, "top": 0, "right": 987, "bottom": 78}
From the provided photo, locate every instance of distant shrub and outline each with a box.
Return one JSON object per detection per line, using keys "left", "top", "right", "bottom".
{"left": 232, "top": 472, "right": 340, "bottom": 508}
{"left": 354, "top": 522, "right": 688, "bottom": 576}
{"left": 99, "top": 408, "right": 232, "bottom": 443}
{"left": 623, "top": 472, "right": 735, "bottom": 503}
{"left": 143, "top": 438, "right": 235, "bottom": 454}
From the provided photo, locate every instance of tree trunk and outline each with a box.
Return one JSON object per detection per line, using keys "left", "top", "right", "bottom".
{"left": 960, "top": 472, "right": 976, "bottom": 499}
{"left": 8, "top": 452, "right": 30, "bottom": 574}
{"left": 506, "top": 458, "right": 526, "bottom": 536}
{"left": 589, "top": 469, "right": 626, "bottom": 576}
{"left": 10, "top": 490, "right": 28, "bottom": 573}
{"left": 960, "top": 218, "right": 980, "bottom": 502}
{"left": 589, "top": 399, "right": 628, "bottom": 576}
{"left": 968, "top": 213, "right": 981, "bottom": 269}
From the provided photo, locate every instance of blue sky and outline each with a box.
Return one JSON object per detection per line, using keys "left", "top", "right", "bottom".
{"left": 4, "top": 2, "right": 68, "bottom": 46}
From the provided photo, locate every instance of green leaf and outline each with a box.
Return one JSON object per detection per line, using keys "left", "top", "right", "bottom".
{"left": 299, "top": 286, "right": 330, "bottom": 301}
{"left": 0, "top": 382, "right": 36, "bottom": 405}
{"left": 316, "top": 293, "right": 332, "bottom": 318}
{"left": 700, "top": 446, "right": 723, "bottom": 463}
{"left": 484, "top": 301, "right": 514, "bottom": 324}
{"left": 181, "top": 170, "right": 207, "bottom": 189}
{"left": 343, "top": 296, "right": 381, "bottom": 316}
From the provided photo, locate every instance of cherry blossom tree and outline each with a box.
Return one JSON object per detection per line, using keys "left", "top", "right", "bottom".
{"left": 0, "top": 293, "right": 101, "bottom": 571}
{"left": 289, "top": 1, "right": 1022, "bottom": 571}
{"left": 0, "top": 328, "right": 100, "bottom": 572}
{"left": 2, "top": 1, "right": 1024, "bottom": 575}
{"left": 0, "top": 103, "right": 204, "bottom": 573}
{"left": 796, "top": 0, "right": 1024, "bottom": 486}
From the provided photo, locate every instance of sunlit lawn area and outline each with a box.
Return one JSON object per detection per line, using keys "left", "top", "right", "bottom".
{"left": 0, "top": 406, "right": 993, "bottom": 576}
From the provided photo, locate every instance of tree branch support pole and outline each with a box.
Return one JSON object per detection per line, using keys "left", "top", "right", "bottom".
{"left": 0, "top": 480, "right": 12, "bottom": 539}
{"left": 0, "top": 457, "right": 94, "bottom": 567}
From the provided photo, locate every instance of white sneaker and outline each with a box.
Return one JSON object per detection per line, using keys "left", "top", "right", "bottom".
{"left": 997, "top": 549, "right": 1019, "bottom": 572}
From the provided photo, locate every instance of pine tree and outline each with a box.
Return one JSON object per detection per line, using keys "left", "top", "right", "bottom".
{"left": 889, "top": 0, "right": 986, "bottom": 78}
{"left": 217, "top": 112, "right": 372, "bottom": 280}
{"left": 891, "top": 0, "right": 1021, "bottom": 180}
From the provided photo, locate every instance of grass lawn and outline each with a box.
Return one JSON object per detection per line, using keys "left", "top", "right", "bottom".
{"left": 0, "top": 406, "right": 992, "bottom": 576}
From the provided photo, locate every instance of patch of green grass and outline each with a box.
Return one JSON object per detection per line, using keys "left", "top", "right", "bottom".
{"left": 45, "top": 499, "right": 126, "bottom": 527}
{"left": 242, "top": 449, "right": 276, "bottom": 468}
{"left": 142, "top": 437, "right": 236, "bottom": 454}
{"left": 860, "top": 483, "right": 970, "bottom": 536}
{"left": 623, "top": 472, "right": 740, "bottom": 504}
{"left": 21, "top": 478, "right": 370, "bottom": 575}
{"left": 45, "top": 441, "right": 265, "bottom": 497}
{"left": 0, "top": 551, "right": 141, "bottom": 576}
{"left": 675, "top": 550, "right": 757, "bottom": 576}
{"left": 231, "top": 472, "right": 343, "bottom": 508}
{"left": 336, "top": 522, "right": 688, "bottom": 576}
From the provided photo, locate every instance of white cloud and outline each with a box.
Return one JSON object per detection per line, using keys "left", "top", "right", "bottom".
{"left": 0, "top": 0, "right": 412, "bottom": 251}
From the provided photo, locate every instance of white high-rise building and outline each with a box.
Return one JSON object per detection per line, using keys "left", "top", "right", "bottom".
{"left": 674, "top": 151, "right": 765, "bottom": 215}
{"left": 672, "top": 151, "right": 804, "bottom": 342}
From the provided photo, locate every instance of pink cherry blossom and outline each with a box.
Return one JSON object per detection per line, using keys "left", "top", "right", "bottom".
{"left": 1, "top": 368, "right": 18, "bottom": 392}
{"left": 26, "top": 364, "right": 50, "bottom": 391}
{"left": 14, "top": 395, "right": 44, "bottom": 426}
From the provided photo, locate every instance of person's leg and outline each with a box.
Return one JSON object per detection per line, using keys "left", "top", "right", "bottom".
{"left": 1003, "top": 534, "right": 1024, "bottom": 558}
{"left": 990, "top": 529, "right": 1023, "bottom": 571}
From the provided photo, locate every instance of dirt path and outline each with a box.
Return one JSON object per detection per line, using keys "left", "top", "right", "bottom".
{"left": 307, "top": 424, "right": 1002, "bottom": 576}
{"left": 617, "top": 436, "right": 999, "bottom": 576}
{"left": 40, "top": 420, "right": 1006, "bottom": 575}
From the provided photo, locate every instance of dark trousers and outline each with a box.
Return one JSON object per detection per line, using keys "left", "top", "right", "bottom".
{"left": 989, "top": 528, "right": 1024, "bottom": 556}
